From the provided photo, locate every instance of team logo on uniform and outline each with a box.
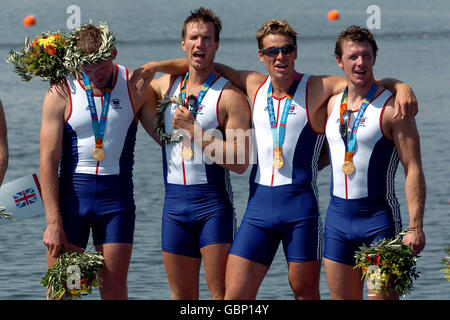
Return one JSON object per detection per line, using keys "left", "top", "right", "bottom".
{"left": 264, "top": 104, "right": 297, "bottom": 115}
{"left": 288, "top": 104, "right": 297, "bottom": 115}
{"left": 13, "top": 188, "right": 37, "bottom": 208}
{"left": 111, "top": 99, "right": 122, "bottom": 109}
{"left": 359, "top": 116, "right": 367, "bottom": 127}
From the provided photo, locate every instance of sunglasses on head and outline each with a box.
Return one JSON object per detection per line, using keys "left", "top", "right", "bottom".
{"left": 339, "top": 109, "right": 352, "bottom": 139}
{"left": 260, "top": 45, "right": 297, "bottom": 57}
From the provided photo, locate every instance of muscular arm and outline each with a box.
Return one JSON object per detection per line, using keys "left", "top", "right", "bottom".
{"left": 40, "top": 83, "right": 69, "bottom": 257}
{"left": 213, "top": 63, "right": 266, "bottom": 100}
{"left": 129, "top": 58, "right": 188, "bottom": 93}
{"left": 377, "top": 78, "right": 418, "bottom": 119}
{"left": 0, "top": 100, "right": 8, "bottom": 185}
{"left": 309, "top": 75, "right": 418, "bottom": 124}
{"left": 384, "top": 99, "right": 426, "bottom": 255}
{"left": 137, "top": 81, "right": 161, "bottom": 145}
{"left": 173, "top": 83, "right": 252, "bottom": 174}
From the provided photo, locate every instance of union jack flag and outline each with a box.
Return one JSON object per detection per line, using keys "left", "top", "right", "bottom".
{"left": 13, "top": 188, "right": 37, "bottom": 208}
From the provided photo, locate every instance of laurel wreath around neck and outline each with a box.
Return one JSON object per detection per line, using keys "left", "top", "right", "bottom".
{"left": 64, "top": 21, "right": 117, "bottom": 77}
{"left": 154, "top": 95, "right": 186, "bottom": 144}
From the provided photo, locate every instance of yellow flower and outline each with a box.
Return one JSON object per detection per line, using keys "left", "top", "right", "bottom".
{"left": 38, "top": 36, "right": 56, "bottom": 47}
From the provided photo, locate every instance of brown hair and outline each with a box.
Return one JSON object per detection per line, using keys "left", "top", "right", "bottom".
{"left": 334, "top": 25, "right": 378, "bottom": 59}
{"left": 255, "top": 19, "right": 298, "bottom": 49}
{"left": 181, "top": 7, "right": 222, "bottom": 42}
{"left": 75, "top": 24, "right": 103, "bottom": 54}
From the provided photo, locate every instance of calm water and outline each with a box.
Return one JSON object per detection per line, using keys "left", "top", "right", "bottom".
{"left": 0, "top": 0, "right": 449, "bottom": 300}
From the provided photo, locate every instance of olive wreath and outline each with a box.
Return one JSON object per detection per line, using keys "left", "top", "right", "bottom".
{"left": 63, "top": 21, "right": 117, "bottom": 76}
{"left": 154, "top": 95, "right": 186, "bottom": 144}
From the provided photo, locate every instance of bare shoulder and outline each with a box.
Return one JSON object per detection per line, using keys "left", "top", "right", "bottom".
{"left": 327, "top": 93, "right": 339, "bottom": 117}
{"left": 154, "top": 73, "right": 176, "bottom": 98}
{"left": 245, "top": 71, "right": 268, "bottom": 99}
{"left": 221, "top": 69, "right": 267, "bottom": 100}
{"left": 218, "top": 81, "right": 251, "bottom": 127}
{"left": 43, "top": 80, "right": 69, "bottom": 113}
{"left": 382, "top": 93, "right": 419, "bottom": 141}
{"left": 246, "top": 71, "right": 267, "bottom": 87}
{"left": 221, "top": 81, "right": 249, "bottom": 108}
{"left": 309, "top": 75, "right": 345, "bottom": 94}
{"left": 381, "top": 93, "right": 397, "bottom": 124}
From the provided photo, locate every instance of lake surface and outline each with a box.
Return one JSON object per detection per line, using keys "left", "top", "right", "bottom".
{"left": 0, "top": 0, "right": 448, "bottom": 300}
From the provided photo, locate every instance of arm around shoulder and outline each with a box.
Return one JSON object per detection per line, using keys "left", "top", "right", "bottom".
{"left": 215, "top": 63, "right": 265, "bottom": 99}
{"left": 130, "top": 58, "right": 188, "bottom": 92}
{"left": 377, "top": 78, "right": 418, "bottom": 119}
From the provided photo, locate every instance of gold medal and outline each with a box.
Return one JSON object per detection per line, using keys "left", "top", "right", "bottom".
{"left": 92, "top": 148, "right": 106, "bottom": 161}
{"left": 273, "top": 155, "right": 284, "bottom": 169}
{"left": 181, "top": 145, "right": 193, "bottom": 160}
{"left": 342, "top": 161, "right": 355, "bottom": 175}
{"left": 273, "top": 146, "right": 284, "bottom": 169}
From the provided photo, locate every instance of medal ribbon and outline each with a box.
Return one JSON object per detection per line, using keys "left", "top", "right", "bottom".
{"left": 82, "top": 71, "right": 114, "bottom": 150}
{"left": 266, "top": 72, "right": 301, "bottom": 156}
{"left": 178, "top": 71, "right": 216, "bottom": 160}
{"left": 339, "top": 82, "right": 378, "bottom": 162}
{"left": 179, "top": 71, "right": 216, "bottom": 118}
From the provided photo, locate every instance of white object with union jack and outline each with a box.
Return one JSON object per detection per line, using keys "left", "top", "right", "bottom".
{"left": 0, "top": 173, "right": 44, "bottom": 222}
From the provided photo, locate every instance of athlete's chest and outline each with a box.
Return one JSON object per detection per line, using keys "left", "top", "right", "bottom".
{"left": 68, "top": 92, "right": 133, "bottom": 138}
{"left": 252, "top": 95, "right": 307, "bottom": 133}
{"left": 327, "top": 106, "right": 383, "bottom": 145}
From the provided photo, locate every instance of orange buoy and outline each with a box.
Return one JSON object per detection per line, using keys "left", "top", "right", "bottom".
{"left": 327, "top": 10, "right": 340, "bottom": 21}
{"left": 23, "top": 15, "right": 36, "bottom": 27}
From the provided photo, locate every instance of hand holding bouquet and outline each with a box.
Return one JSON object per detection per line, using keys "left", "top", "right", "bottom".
{"left": 41, "top": 249, "right": 104, "bottom": 300}
{"left": 354, "top": 230, "right": 420, "bottom": 297}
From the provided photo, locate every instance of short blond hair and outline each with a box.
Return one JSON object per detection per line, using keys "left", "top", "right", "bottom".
{"left": 255, "top": 19, "right": 298, "bottom": 49}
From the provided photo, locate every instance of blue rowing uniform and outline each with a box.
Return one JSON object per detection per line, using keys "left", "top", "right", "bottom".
{"left": 161, "top": 74, "right": 235, "bottom": 258}
{"left": 59, "top": 64, "right": 136, "bottom": 248}
{"left": 324, "top": 88, "right": 402, "bottom": 266}
{"left": 229, "top": 74, "right": 325, "bottom": 266}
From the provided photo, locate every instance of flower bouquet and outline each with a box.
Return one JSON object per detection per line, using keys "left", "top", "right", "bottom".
{"left": 7, "top": 32, "right": 70, "bottom": 83}
{"left": 7, "top": 21, "right": 116, "bottom": 84}
{"left": 41, "top": 249, "right": 104, "bottom": 300}
{"left": 354, "top": 230, "right": 420, "bottom": 297}
{"left": 441, "top": 245, "right": 450, "bottom": 282}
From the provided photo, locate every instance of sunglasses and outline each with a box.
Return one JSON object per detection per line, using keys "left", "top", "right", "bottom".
{"left": 339, "top": 109, "right": 352, "bottom": 139}
{"left": 187, "top": 95, "right": 199, "bottom": 117}
{"left": 260, "top": 45, "right": 297, "bottom": 57}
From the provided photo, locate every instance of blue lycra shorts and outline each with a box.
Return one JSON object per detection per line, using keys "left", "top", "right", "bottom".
{"left": 162, "top": 184, "right": 235, "bottom": 258}
{"left": 229, "top": 183, "right": 323, "bottom": 267}
{"left": 323, "top": 195, "right": 400, "bottom": 266}
{"left": 59, "top": 173, "right": 136, "bottom": 248}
